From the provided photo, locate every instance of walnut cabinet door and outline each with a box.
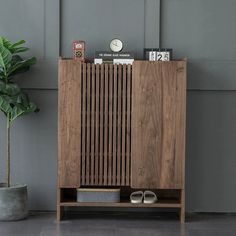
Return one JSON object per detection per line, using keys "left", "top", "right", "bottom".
{"left": 131, "top": 61, "right": 186, "bottom": 189}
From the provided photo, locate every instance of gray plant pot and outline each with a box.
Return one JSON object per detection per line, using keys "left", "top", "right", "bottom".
{"left": 0, "top": 183, "right": 28, "bottom": 221}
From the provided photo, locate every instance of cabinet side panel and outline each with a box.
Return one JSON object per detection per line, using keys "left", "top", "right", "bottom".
{"left": 174, "top": 61, "right": 187, "bottom": 189}
{"left": 58, "top": 60, "right": 81, "bottom": 188}
{"left": 131, "top": 61, "right": 163, "bottom": 188}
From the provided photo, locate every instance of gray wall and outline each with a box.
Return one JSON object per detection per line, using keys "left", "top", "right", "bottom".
{"left": 161, "top": 0, "right": 236, "bottom": 212}
{"left": 0, "top": 0, "right": 59, "bottom": 211}
{"left": 0, "top": 0, "right": 236, "bottom": 212}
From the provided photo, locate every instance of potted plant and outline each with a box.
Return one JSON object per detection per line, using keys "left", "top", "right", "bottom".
{"left": 0, "top": 37, "right": 39, "bottom": 221}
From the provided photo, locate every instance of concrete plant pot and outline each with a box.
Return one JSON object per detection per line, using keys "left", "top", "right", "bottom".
{"left": 0, "top": 183, "right": 28, "bottom": 221}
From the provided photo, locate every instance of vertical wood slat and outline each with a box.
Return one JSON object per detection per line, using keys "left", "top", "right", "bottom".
{"left": 121, "top": 65, "right": 127, "bottom": 186}
{"left": 99, "top": 64, "right": 104, "bottom": 185}
{"left": 95, "top": 65, "right": 100, "bottom": 185}
{"left": 86, "top": 64, "right": 91, "bottom": 185}
{"left": 112, "top": 65, "right": 118, "bottom": 185}
{"left": 126, "top": 65, "right": 132, "bottom": 186}
{"left": 103, "top": 64, "right": 109, "bottom": 185}
{"left": 90, "top": 64, "right": 96, "bottom": 185}
{"left": 81, "top": 63, "right": 87, "bottom": 185}
{"left": 117, "top": 65, "right": 122, "bottom": 186}
{"left": 108, "top": 64, "right": 113, "bottom": 185}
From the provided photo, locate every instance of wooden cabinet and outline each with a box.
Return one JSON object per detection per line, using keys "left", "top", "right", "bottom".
{"left": 58, "top": 59, "right": 187, "bottom": 222}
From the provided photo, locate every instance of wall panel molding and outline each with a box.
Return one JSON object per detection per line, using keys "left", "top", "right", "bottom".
{"left": 161, "top": 0, "right": 236, "bottom": 91}
{"left": 144, "top": 0, "right": 160, "bottom": 48}
{"left": 60, "top": 0, "right": 160, "bottom": 59}
{"left": 0, "top": 0, "right": 160, "bottom": 89}
{"left": 0, "top": 0, "right": 60, "bottom": 89}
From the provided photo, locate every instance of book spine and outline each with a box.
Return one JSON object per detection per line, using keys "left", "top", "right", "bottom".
{"left": 95, "top": 51, "right": 134, "bottom": 59}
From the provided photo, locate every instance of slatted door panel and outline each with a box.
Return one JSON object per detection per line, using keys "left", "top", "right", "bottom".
{"left": 80, "top": 63, "right": 132, "bottom": 186}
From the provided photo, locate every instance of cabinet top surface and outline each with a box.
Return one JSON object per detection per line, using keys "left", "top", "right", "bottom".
{"left": 59, "top": 58, "right": 187, "bottom": 64}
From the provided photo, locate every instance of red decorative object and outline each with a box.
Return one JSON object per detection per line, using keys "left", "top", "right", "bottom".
{"left": 73, "top": 41, "right": 85, "bottom": 61}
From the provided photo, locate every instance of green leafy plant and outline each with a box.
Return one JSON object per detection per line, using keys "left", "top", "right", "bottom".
{"left": 0, "top": 37, "right": 39, "bottom": 187}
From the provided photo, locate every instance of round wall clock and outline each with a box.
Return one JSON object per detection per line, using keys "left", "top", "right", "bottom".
{"left": 110, "top": 38, "right": 123, "bottom": 52}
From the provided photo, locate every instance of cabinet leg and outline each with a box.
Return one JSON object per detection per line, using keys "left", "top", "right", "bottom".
{"left": 57, "top": 188, "right": 64, "bottom": 221}
{"left": 180, "top": 207, "right": 185, "bottom": 223}
{"left": 57, "top": 205, "right": 64, "bottom": 221}
{"left": 180, "top": 189, "right": 185, "bottom": 223}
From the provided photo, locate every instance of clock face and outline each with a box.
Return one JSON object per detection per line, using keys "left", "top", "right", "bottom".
{"left": 110, "top": 38, "right": 123, "bottom": 52}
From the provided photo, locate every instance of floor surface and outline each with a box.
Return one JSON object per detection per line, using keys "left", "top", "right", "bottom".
{"left": 0, "top": 212, "right": 236, "bottom": 236}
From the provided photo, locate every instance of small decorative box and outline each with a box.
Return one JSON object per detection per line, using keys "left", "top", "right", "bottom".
{"left": 77, "top": 188, "right": 120, "bottom": 203}
{"left": 144, "top": 48, "right": 173, "bottom": 61}
{"left": 73, "top": 41, "right": 85, "bottom": 61}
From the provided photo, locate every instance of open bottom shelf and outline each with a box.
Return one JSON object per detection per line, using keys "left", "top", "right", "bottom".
{"left": 60, "top": 199, "right": 181, "bottom": 208}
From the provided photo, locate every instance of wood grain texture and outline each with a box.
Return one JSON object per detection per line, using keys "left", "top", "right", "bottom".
{"left": 117, "top": 65, "right": 122, "bottom": 186}
{"left": 126, "top": 65, "right": 132, "bottom": 186}
{"left": 121, "top": 65, "right": 127, "bottom": 186}
{"left": 160, "top": 62, "right": 177, "bottom": 188}
{"left": 175, "top": 61, "right": 187, "bottom": 189}
{"left": 99, "top": 64, "right": 104, "bottom": 185}
{"left": 108, "top": 64, "right": 113, "bottom": 185}
{"left": 112, "top": 65, "right": 118, "bottom": 185}
{"left": 81, "top": 63, "right": 87, "bottom": 185}
{"left": 95, "top": 64, "right": 100, "bottom": 185}
{"left": 86, "top": 64, "right": 91, "bottom": 185}
{"left": 90, "top": 64, "right": 96, "bottom": 185}
{"left": 131, "top": 61, "right": 187, "bottom": 189}
{"left": 103, "top": 64, "right": 109, "bottom": 185}
{"left": 58, "top": 59, "right": 81, "bottom": 188}
{"left": 131, "top": 61, "right": 162, "bottom": 189}
{"left": 60, "top": 201, "right": 181, "bottom": 208}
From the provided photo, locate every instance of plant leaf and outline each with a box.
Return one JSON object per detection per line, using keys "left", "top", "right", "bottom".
{"left": 11, "top": 47, "right": 29, "bottom": 54}
{"left": 0, "top": 37, "right": 12, "bottom": 76}
{"left": 11, "top": 40, "right": 26, "bottom": 48}
{"left": 2, "top": 37, "right": 13, "bottom": 49}
{"left": 7, "top": 57, "right": 37, "bottom": 77}
{"left": 0, "top": 80, "right": 5, "bottom": 91}
{"left": 2, "top": 38, "right": 28, "bottom": 54}
{"left": 0, "top": 37, "right": 39, "bottom": 123}
{"left": 0, "top": 95, "right": 12, "bottom": 116}
{"left": 10, "top": 101, "right": 39, "bottom": 123}
{"left": 5, "top": 83, "right": 21, "bottom": 96}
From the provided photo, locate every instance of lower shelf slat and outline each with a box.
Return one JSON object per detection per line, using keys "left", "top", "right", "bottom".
{"left": 60, "top": 200, "right": 181, "bottom": 208}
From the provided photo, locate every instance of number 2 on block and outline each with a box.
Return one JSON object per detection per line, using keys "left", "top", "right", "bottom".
{"left": 156, "top": 52, "right": 170, "bottom": 61}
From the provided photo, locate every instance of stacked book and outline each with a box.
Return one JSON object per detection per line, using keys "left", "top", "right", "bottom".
{"left": 94, "top": 51, "right": 134, "bottom": 65}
